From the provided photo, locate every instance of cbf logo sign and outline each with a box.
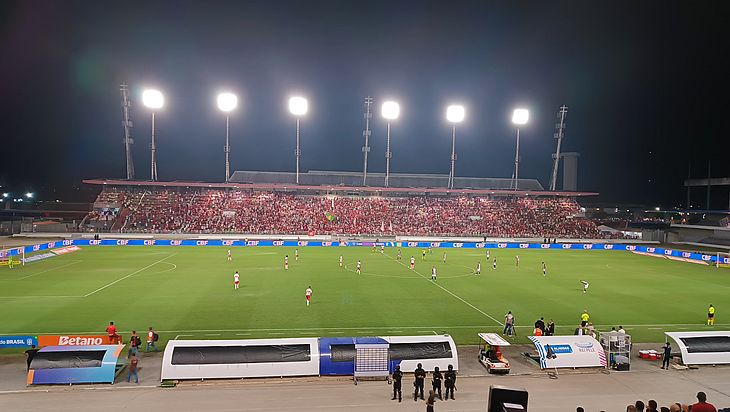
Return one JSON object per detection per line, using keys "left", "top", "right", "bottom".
{"left": 273, "top": 241, "right": 284, "bottom": 246}
{"left": 322, "top": 242, "right": 332, "bottom": 247}
{"left": 562, "top": 244, "right": 572, "bottom": 249}
{"left": 497, "top": 243, "right": 508, "bottom": 249}
{"left": 453, "top": 243, "right": 463, "bottom": 248}
{"left": 33, "top": 244, "right": 41, "bottom": 251}
{"left": 408, "top": 242, "right": 418, "bottom": 248}
{"left": 627, "top": 245, "right": 636, "bottom": 251}
{"left": 647, "top": 247, "right": 656, "bottom": 253}
{"left": 519, "top": 244, "right": 529, "bottom": 249}
{"left": 116, "top": 240, "right": 128, "bottom": 246}
{"left": 603, "top": 244, "right": 614, "bottom": 250}
{"left": 247, "top": 240, "right": 259, "bottom": 246}
{"left": 298, "top": 241, "right": 309, "bottom": 247}
{"left": 430, "top": 242, "right": 441, "bottom": 248}
{"left": 89, "top": 240, "right": 102, "bottom": 245}
{"left": 222, "top": 240, "right": 234, "bottom": 246}
{"left": 475, "top": 243, "right": 485, "bottom": 249}
{"left": 682, "top": 252, "right": 691, "bottom": 258}
{"left": 62, "top": 240, "right": 73, "bottom": 246}
{"left": 664, "top": 249, "right": 673, "bottom": 255}
{"left": 170, "top": 240, "right": 182, "bottom": 246}
{"left": 143, "top": 240, "right": 155, "bottom": 246}
{"left": 196, "top": 240, "right": 208, "bottom": 246}
{"left": 583, "top": 244, "right": 593, "bottom": 250}
{"left": 541, "top": 244, "right": 550, "bottom": 249}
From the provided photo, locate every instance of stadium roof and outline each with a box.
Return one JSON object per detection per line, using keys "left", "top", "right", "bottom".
{"left": 83, "top": 178, "right": 598, "bottom": 197}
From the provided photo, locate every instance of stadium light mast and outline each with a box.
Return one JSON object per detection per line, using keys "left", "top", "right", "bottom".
{"left": 446, "top": 105, "right": 465, "bottom": 189}
{"left": 120, "top": 84, "right": 135, "bottom": 180}
{"left": 511, "top": 108, "right": 529, "bottom": 191}
{"left": 549, "top": 105, "right": 568, "bottom": 191}
{"left": 381, "top": 101, "right": 400, "bottom": 188}
{"left": 142, "top": 89, "right": 164, "bottom": 182}
{"left": 288, "top": 96, "right": 308, "bottom": 184}
{"left": 362, "top": 97, "right": 373, "bottom": 186}
{"left": 217, "top": 92, "right": 238, "bottom": 183}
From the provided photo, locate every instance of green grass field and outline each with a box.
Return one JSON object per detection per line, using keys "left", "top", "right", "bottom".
{"left": 1, "top": 246, "right": 727, "bottom": 348}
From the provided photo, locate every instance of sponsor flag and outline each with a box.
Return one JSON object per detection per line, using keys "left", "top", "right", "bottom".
{"left": 324, "top": 211, "right": 336, "bottom": 222}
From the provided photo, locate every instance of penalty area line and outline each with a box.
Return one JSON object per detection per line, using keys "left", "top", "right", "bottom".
{"left": 83, "top": 254, "right": 177, "bottom": 297}
{"left": 384, "top": 253, "right": 504, "bottom": 326}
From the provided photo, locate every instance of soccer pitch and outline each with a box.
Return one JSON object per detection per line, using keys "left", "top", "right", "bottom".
{"left": 1, "top": 246, "right": 726, "bottom": 346}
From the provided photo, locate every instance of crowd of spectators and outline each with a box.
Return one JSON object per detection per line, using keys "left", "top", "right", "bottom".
{"left": 577, "top": 392, "right": 723, "bottom": 412}
{"left": 90, "top": 187, "right": 606, "bottom": 238}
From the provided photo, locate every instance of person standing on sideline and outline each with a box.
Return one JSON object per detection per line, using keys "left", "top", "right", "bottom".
{"left": 106, "top": 321, "right": 120, "bottom": 344}
{"left": 431, "top": 366, "right": 443, "bottom": 400}
{"left": 661, "top": 342, "right": 672, "bottom": 369}
{"left": 390, "top": 365, "right": 403, "bottom": 402}
{"left": 413, "top": 363, "right": 426, "bottom": 401}
{"left": 128, "top": 331, "right": 141, "bottom": 357}
{"left": 546, "top": 319, "right": 555, "bottom": 336}
{"left": 580, "top": 310, "right": 590, "bottom": 327}
{"left": 426, "top": 389, "right": 436, "bottom": 412}
{"left": 305, "top": 286, "right": 313, "bottom": 306}
{"left": 444, "top": 364, "right": 456, "bottom": 400}
{"left": 535, "top": 317, "right": 546, "bottom": 334}
{"left": 127, "top": 354, "right": 139, "bottom": 383}
{"left": 504, "top": 311, "right": 515, "bottom": 336}
{"left": 146, "top": 327, "right": 158, "bottom": 352}
{"left": 707, "top": 304, "right": 715, "bottom": 326}
{"left": 25, "top": 345, "right": 39, "bottom": 371}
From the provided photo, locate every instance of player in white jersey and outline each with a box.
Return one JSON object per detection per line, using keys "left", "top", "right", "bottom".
{"left": 233, "top": 271, "right": 240, "bottom": 289}
{"left": 305, "top": 286, "right": 313, "bottom": 306}
{"left": 285, "top": 255, "right": 289, "bottom": 270}
{"left": 339, "top": 255, "right": 343, "bottom": 268}
{"left": 295, "top": 249, "right": 299, "bottom": 261}
{"left": 410, "top": 257, "right": 415, "bottom": 270}
{"left": 580, "top": 280, "right": 589, "bottom": 293}
{"left": 486, "top": 250, "right": 490, "bottom": 259}
{"left": 542, "top": 261, "right": 547, "bottom": 276}
{"left": 431, "top": 266, "right": 437, "bottom": 281}
{"left": 476, "top": 262, "right": 481, "bottom": 275}
{"left": 227, "top": 249, "right": 232, "bottom": 262}
{"left": 380, "top": 245, "right": 384, "bottom": 253}
{"left": 515, "top": 255, "right": 520, "bottom": 267}
{"left": 356, "top": 260, "right": 362, "bottom": 274}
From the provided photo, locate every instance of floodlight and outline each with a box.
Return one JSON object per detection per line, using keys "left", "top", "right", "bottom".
{"left": 512, "top": 108, "right": 529, "bottom": 125}
{"left": 142, "top": 89, "right": 164, "bottom": 109}
{"left": 2, "top": 192, "right": 8, "bottom": 198}
{"left": 289, "top": 96, "right": 308, "bottom": 116}
{"left": 446, "top": 105, "right": 465, "bottom": 123}
{"left": 25, "top": 192, "right": 34, "bottom": 198}
{"left": 217, "top": 92, "right": 238, "bottom": 113}
{"left": 381, "top": 101, "right": 400, "bottom": 120}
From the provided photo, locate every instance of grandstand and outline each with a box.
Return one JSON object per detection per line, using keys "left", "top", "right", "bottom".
{"left": 82, "top": 171, "right": 602, "bottom": 238}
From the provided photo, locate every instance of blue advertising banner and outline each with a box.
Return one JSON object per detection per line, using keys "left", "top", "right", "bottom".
{"left": 0, "top": 335, "right": 38, "bottom": 348}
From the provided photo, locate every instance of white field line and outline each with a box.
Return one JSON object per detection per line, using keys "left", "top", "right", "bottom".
{"left": 83, "top": 254, "right": 176, "bottom": 297}
{"left": 174, "top": 334, "right": 194, "bottom": 340}
{"left": 384, "top": 253, "right": 503, "bottom": 326}
{"left": 4, "top": 323, "right": 727, "bottom": 336}
{"left": 17, "top": 260, "right": 83, "bottom": 280}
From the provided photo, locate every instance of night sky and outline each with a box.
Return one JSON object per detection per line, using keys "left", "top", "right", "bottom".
{"left": 1, "top": 1, "right": 728, "bottom": 207}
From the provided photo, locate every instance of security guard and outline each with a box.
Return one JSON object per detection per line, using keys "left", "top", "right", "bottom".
{"left": 444, "top": 364, "right": 457, "bottom": 400}
{"left": 431, "top": 366, "right": 443, "bottom": 400}
{"left": 413, "top": 363, "right": 426, "bottom": 401}
{"left": 708, "top": 304, "right": 715, "bottom": 326}
{"left": 390, "top": 365, "right": 403, "bottom": 402}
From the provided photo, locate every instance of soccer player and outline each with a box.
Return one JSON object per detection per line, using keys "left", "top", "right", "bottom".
{"left": 410, "top": 256, "right": 415, "bottom": 270}
{"left": 443, "top": 252, "right": 447, "bottom": 263}
{"left": 295, "top": 249, "right": 299, "bottom": 261}
{"left": 486, "top": 250, "right": 490, "bottom": 259}
{"left": 422, "top": 249, "right": 426, "bottom": 261}
{"left": 476, "top": 262, "right": 481, "bottom": 275}
{"left": 380, "top": 245, "right": 384, "bottom": 254}
{"left": 285, "top": 255, "right": 289, "bottom": 270}
{"left": 356, "top": 260, "right": 362, "bottom": 274}
{"left": 580, "top": 280, "right": 589, "bottom": 294}
{"left": 493, "top": 257, "right": 497, "bottom": 270}
{"left": 542, "top": 261, "right": 547, "bottom": 276}
{"left": 227, "top": 249, "right": 232, "bottom": 262}
{"left": 234, "top": 271, "right": 240, "bottom": 290}
{"left": 372, "top": 245, "right": 376, "bottom": 253}
{"left": 515, "top": 255, "right": 520, "bottom": 267}
{"left": 431, "top": 266, "right": 437, "bottom": 281}
{"left": 339, "top": 255, "right": 343, "bottom": 268}
{"left": 708, "top": 304, "right": 715, "bottom": 326}
{"left": 397, "top": 249, "right": 402, "bottom": 260}
{"left": 305, "top": 286, "right": 313, "bottom": 306}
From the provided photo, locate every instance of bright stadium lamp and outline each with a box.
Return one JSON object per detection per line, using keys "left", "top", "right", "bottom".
{"left": 511, "top": 108, "right": 529, "bottom": 190}
{"left": 381, "top": 101, "right": 400, "bottom": 120}
{"left": 445, "top": 105, "right": 465, "bottom": 189}
{"left": 288, "top": 96, "right": 308, "bottom": 184}
{"left": 289, "top": 96, "right": 308, "bottom": 116}
{"left": 2, "top": 192, "right": 8, "bottom": 198}
{"left": 142, "top": 89, "right": 164, "bottom": 181}
{"left": 25, "top": 192, "right": 34, "bottom": 198}
{"left": 381, "top": 101, "right": 400, "bottom": 187}
{"left": 217, "top": 92, "right": 239, "bottom": 183}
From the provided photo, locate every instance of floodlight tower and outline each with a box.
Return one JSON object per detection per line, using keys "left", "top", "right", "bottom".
{"left": 120, "top": 84, "right": 135, "bottom": 180}
{"left": 217, "top": 92, "right": 238, "bottom": 182}
{"left": 549, "top": 105, "right": 568, "bottom": 191}
{"left": 511, "top": 108, "right": 529, "bottom": 190}
{"left": 142, "top": 89, "right": 164, "bottom": 181}
{"left": 362, "top": 96, "right": 373, "bottom": 186}
{"left": 381, "top": 101, "right": 400, "bottom": 187}
{"left": 446, "top": 105, "right": 465, "bottom": 189}
{"left": 288, "top": 96, "right": 308, "bottom": 184}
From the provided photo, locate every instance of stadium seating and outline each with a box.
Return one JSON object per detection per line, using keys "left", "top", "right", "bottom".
{"left": 89, "top": 188, "right": 604, "bottom": 238}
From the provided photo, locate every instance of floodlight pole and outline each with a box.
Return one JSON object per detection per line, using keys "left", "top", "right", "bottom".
{"left": 362, "top": 97, "right": 373, "bottom": 186}
{"left": 295, "top": 118, "right": 301, "bottom": 184}
{"left": 150, "top": 112, "right": 158, "bottom": 182}
{"left": 385, "top": 122, "right": 392, "bottom": 187}
{"left": 449, "top": 125, "right": 456, "bottom": 189}
{"left": 513, "top": 128, "right": 520, "bottom": 191}
{"left": 120, "top": 84, "right": 135, "bottom": 180}
{"left": 224, "top": 115, "right": 230, "bottom": 183}
{"left": 550, "top": 105, "right": 568, "bottom": 191}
